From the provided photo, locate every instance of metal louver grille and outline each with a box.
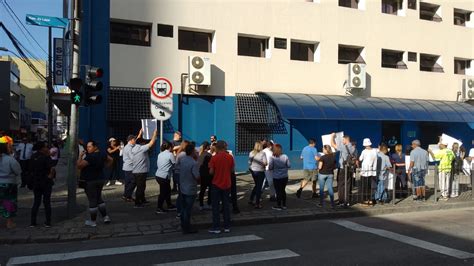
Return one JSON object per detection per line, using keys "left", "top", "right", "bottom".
{"left": 235, "top": 93, "right": 286, "bottom": 154}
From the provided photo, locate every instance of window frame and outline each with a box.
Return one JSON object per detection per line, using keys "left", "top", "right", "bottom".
{"left": 237, "top": 34, "right": 269, "bottom": 58}
{"left": 110, "top": 20, "right": 152, "bottom": 47}
{"left": 178, "top": 29, "right": 213, "bottom": 53}
{"left": 290, "top": 41, "right": 316, "bottom": 62}
{"left": 338, "top": 44, "right": 366, "bottom": 64}
{"left": 381, "top": 49, "right": 407, "bottom": 69}
{"left": 419, "top": 53, "right": 443, "bottom": 73}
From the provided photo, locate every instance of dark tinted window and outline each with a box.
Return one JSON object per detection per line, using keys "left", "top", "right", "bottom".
{"left": 274, "top": 38, "right": 287, "bottom": 49}
{"left": 178, "top": 30, "right": 212, "bottom": 52}
{"left": 338, "top": 45, "right": 365, "bottom": 64}
{"left": 238, "top": 36, "right": 267, "bottom": 57}
{"left": 157, "top": 24, "right": 173, "bottom": 37}
{"left": 291, "top": 42, "right": 315, "bottom": 62}
{"left": 110, "top": 21, "right": 151, "bottom": 46}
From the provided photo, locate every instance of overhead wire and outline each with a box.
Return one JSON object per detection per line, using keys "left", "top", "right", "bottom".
{"left": 3, "top": 0, "right": 49, "bottom": 58}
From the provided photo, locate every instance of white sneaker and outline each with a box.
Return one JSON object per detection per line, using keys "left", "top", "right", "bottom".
{"left": 115, "top": 181, "right": 123, "bottom": 186}
{"left": 103, "top": 216, "right": 111, "bottom": 224}
{"left": 105, "top": 181, "right": 111, "bottom": 186}
{"left": 85, "top": 220, "right": 97, "bottom": 227}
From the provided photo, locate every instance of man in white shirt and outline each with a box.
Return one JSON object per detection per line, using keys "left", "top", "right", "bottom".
{"left": 16, "top": 138, "right": 33, "bottom": 187}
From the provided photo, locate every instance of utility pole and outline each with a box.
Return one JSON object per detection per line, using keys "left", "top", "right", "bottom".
{"left": 47, "top": 27, "right": 53, "bottom": 146}
{"left": 66, "top": 0, "right": 80, "bottom": 217}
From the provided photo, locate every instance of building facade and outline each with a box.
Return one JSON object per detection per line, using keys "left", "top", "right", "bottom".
{"left": 0, "top": 57, "right": 21, "bottom": 134}
{"left": 80, "top": 0, "right": 474, "bottom": 171}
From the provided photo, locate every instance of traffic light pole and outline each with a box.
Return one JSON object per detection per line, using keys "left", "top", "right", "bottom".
{"left": 66, "top": 0, "right": 80, "bottom": 218}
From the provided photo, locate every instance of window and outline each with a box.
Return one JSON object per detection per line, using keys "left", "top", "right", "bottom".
{"left": 419, "top": 2, "right": 442, "bottom": 22}
{"left": 420, "top": 53, "right": 443, "bottom": 72}
{"left": 454, "top": 58, "right": 473, "bottom": 75}
{"left": 10, "top": 72, "right": 19, "bottom": 85}
{"left": 274, "top": 38, "right": 287, "bottom": 49}
{"left": 238, "top": 35, "right": 268, "bottom": 58}
{"left": 291, "top": 41, "right": 317, "bottom": 62}
{"left": 339, "top": 0, "right": 358, "bottom": 9}
{"left": 178, "top": 29, "right": 212, "bottom": 52}
{"left": 338, "top": 45, "right": 365, "bottom": 64}
{"left": 408, "top": 0, "right": 416, "bottom": 10}
{"left": 382, "top": 49, "right": 407, "bottom": 69}
{"left": 408, "top": 52, "right": 417, "bottom": 62}
{"left": 382, "top": 0, "right": 401, "bottom": 15}
{"left": 157, "top": 24, "right": 173, "bottom": 37}
{"left": 110, "top": 21, "right": 151, "bottom": 46}
{"left": 454, "top": 9, "right": 472, "bottom": 27}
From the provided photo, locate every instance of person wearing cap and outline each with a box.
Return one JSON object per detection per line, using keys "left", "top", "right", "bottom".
{"left": 106, "top": 138, "right": 123, "bottom": 186}
{"left": 15, "top": 137, "right": 33, "bottom": 187}
{"left": 122, "top": 129, "right": 142, "bottom": 202}
{"left": 131, "top": 129, "right": 157, "bottom": 208}
{"left": 359, "top": 138, "right": 378, "bottom": 205}
{"left": 428, "top": 139, "right": 455, "bottom": 200}
{"left": 408, "top": 140, "right": 429, "bottom": 201}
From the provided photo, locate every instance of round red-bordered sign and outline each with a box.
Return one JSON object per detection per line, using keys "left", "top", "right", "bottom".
{"left": 150, "top": 77, "right": 173, "bottom": 99}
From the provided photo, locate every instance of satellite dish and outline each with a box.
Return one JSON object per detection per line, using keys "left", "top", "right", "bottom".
{"left": 192, "top": 57, "right": 204, "bottom": 69}
{"left": 352, "top": 64, "right": 361, "bottom": 74}
{"left": 352, "top": 77, "right": 361, "bottom": 87}
{"left": 192, "top": 72, "right": 204, "bottom": 84}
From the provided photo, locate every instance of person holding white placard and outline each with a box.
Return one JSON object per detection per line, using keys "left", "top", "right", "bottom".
{"left": 428, "top": 140, "right": 455, "bottom": 201}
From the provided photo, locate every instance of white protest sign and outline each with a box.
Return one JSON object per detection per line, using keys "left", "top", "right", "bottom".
{"left": 150, "top": 77, "right": 173, "bottom": 121}
{"left": 322, "top": 132, "right": 344, "bottom": 152}
{"left": 141, "top": 119, "right": 157, "bottom": 140}
{"left": 441, "top": 133, "right": 462, "bottom": 150}
{"left": 405, "top": 155, "right": 410, "bottom": 174}
{"left": 428, "top": 144, "right": 439, "bottom": 162}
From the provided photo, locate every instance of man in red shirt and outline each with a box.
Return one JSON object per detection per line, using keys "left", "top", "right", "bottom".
{"left": 208, "top": 140, "right": 234, "bottom": 234}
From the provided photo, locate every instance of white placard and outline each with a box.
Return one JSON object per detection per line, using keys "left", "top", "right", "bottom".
{"left": 441, "top": 133, "right": 462, "bottom": 150}
{"left": 428, "top": 144, "right": 439, "bottom": 162}
{"left": 141, "top": 119, "right": 157, "bottom": 140}
{"left": 405, "top": 155, "right": 410, "bottom": 173}
{"left": 321, "top": 131, "right": 344, "bottom": 152}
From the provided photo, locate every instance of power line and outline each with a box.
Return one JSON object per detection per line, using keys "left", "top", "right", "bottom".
{"left": 0, "top": 22, "right": 46, "bottom": 81}
{"left": 3, "top": 0, "right": 49, "bottom": 57}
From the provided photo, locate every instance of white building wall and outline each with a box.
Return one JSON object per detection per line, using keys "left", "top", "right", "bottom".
{"left": 110, "top": 0, "right": 474, "bottom": 101}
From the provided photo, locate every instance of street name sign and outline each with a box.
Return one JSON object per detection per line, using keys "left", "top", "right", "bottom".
{"left": 150, "top": 77, "right": 173, "bottom": 121}
{"left": 26, "top": 14, "right": 68, "bottom": 28}
{"left": 53, "top": 38, "right": 64, "bottom": 85}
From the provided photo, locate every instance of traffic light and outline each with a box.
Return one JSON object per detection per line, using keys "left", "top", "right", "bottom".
{"left": 69, "top": 77, "right": 83, "bottom": 105}
{"left": 84, "top": 66, "right": 103, "bottom": 105}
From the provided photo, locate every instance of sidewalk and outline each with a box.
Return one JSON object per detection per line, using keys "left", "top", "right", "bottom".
{"left": 2, "top": 156, "right": 473, "bottom": 244}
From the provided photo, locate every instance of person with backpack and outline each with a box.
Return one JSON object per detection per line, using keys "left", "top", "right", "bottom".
{"left": 450, "top": 143, "right": 464, "bottom": 198}
{"left": 375, "top": 144, "right": 392, "bottom": 204}
{"left": 331, "top": 133, "right": 356, "bottom": 207}
{"left": 29, "top": 141, "right": 56, "bottom": 227}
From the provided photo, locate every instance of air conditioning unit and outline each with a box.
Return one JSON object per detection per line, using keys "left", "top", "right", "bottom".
{"left": 188, "top": 56, "right": 211, "bottom": 86}
{"left": 348, "top": 63, "right": 366, "bottom": 89}
{"left": 462, "top": 78, "right": 474, "bottom": 101}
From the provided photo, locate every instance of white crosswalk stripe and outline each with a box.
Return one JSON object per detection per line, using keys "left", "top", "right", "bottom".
{"left": 7, "top": 235, "right": 263, "bottom": 265}
{"left": 155, "top": 249, "right": 300, "bottom": 266}
{"left": 332, "top": 220, "right": 474, "bottom": 260}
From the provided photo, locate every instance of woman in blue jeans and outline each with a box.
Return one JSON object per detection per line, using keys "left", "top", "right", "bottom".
{"left": 318, "top": 145, "right": 337, "bottom": 208}
{"left": 248, "top": 141, "right": 267, "bottom": 209}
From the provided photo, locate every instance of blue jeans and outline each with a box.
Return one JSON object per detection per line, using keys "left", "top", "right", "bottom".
{"left": 375, "top": 179, "right": 388, "bottom": 201}
{"left": 211, "top": 185, "right": 231, "bottom": 230}
{"left": 179, "top": 193, "right": 196, "bottom": 232}
{"left": 250, "top": 171, "right": 265, "bottom": 205}
{"left": 123, "top": 171, "right": 136, "bottom": 198}
{"left": 318, "top": 173, "right": 334, "bottom": 205}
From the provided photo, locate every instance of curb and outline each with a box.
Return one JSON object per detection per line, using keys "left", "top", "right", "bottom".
{"left": 2, "top": 200, "right": 472, "bottom": 245}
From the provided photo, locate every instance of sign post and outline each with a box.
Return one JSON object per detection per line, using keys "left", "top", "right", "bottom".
{"left": 150, "top": 77, "right": 173, "bottom": 146}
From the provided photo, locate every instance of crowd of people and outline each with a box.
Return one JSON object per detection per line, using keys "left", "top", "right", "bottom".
{"left": 0, "top": 128, "right": 473, "bottom": 233}
{"left": 0, "top": 133, "right": 60, "bottom": 229}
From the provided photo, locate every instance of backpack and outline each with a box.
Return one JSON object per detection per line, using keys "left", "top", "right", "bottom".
{"left": 343, "top": 145, "right": 357, "bottom": 171}
{"left": 452, "top": 155, "right": 463, "bottom": 175}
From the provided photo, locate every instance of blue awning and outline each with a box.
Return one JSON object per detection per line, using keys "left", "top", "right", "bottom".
{"left": 257, "top": 92, "right": 474, "bottom": 123}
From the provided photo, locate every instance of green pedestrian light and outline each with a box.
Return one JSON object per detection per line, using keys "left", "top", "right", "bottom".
{"left": 71, "top": 91, "right": 82, "bottom": 105}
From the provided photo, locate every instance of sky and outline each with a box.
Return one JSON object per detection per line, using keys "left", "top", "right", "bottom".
{"left": 0, "top": 0, "right": 65, "bottom": 61}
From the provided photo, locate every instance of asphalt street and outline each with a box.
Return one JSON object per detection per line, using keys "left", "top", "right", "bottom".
{"left": 1, "top": 208, "right": 473, "bottom": 266}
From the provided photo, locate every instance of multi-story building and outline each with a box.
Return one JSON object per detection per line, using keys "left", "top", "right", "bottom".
{"left": 0, "top": 56, "right": 21, "bottom": 134}
{"left": 19, "top": 94, "right": 32, "bottom": 133}
{"left": 80, "top": 0, "right": 474, "bottom": 171}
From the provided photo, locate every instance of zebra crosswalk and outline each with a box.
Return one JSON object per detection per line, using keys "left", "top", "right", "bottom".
{"left": 7, "top": 234, "right": 300, "bottom": 265}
